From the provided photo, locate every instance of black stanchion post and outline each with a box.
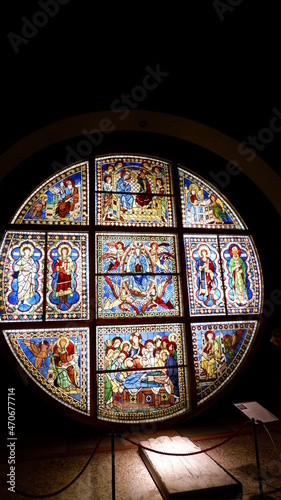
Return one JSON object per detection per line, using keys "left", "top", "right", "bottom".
{"left": 111, "top": 430, "right": 115, "bottom": 500}
{"left": 252, "top": 418, "right": 264, "bottom": 499}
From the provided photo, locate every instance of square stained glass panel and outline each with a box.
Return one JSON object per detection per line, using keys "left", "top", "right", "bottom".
{"left": 96, "top": 323, "right": 189, "bottom": 423}
{"left": 95, "top": 155, "right": 176, "bottom": 227}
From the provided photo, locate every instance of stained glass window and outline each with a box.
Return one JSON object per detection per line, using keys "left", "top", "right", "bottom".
{"left": 0, "top": 154, "right": 264, "bottom": 425}
{"left": 3, "top": 328, "right": 90, "bottom": 414}
{"left": 95, "top": 155, "right": 176, "bottom": 227}
{"left": 96, "top": 233, "right": 182, "bottom": 319}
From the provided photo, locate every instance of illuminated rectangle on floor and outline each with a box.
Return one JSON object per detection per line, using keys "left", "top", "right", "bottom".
{"left": 139, "top": 436, "right": 242, "bottom": 499}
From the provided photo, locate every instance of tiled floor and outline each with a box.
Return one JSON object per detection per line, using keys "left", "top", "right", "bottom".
{"left": 1, "top": 406, "right": 281, "bottom": 500}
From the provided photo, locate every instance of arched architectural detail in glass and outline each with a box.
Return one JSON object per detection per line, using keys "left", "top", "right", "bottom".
{"left": 11, "top": 162, "right": 89, "bottom": 226}
{"left": 0, "top": 153, "right": 264, "bottom": 425}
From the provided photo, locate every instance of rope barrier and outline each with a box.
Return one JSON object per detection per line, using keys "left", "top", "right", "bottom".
{"left": 0, "top": 418, "right": 279, "bottom": 497}
{"left": 0, "top": 433, "right": 108, "bottom": 498}
{"left": 119, "top": 419, "right": 251, "bottom": 456}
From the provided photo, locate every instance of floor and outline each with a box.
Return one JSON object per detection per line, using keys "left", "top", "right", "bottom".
{"left": 1, "top": 405, "right": 281, "bottom": 500}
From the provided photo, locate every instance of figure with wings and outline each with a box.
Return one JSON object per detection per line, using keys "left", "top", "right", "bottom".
{"left": 140, "top": 276, "right": 174, "bottom": 314}
{"left": 103, "top": 276, "right": 139, "bottom": 315}
{"left": 23, "top": 339, "right": 49, "bottom": 369}
{"left": 223, "top": 329, "right": 243, "bottom": 360}
{"left": 144, "top": 241, "right": 174, "bottom": 272}
{"left": 100, "top": 241, "right": 128, "bottom": 272}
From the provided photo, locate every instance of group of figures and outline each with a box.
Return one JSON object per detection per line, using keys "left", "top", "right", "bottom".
{"left": 22, "top": 334, "right": 80, "bottom": 395}
{"left": 103, "top": 330, "right": 180, "bottom": 410}
{"left": 195, "top": 243, "right": 250, "bottom": 307}
{"left": 185, "top": 181, "right": 234, "bottom": 226}
{"left": 7, "top": 240, "right": 79, "bottom": 314}
{"left": 98, "top": 236, "right": 178, "bottom": 317}
{"left": 101, "top": 159, "right": 169, "bottom": 224}
{"left": 21, "top": 170, "right": 82, "bottom": 223}
{"left": 183, "top": 232, "right": 260, "bottom": 317}
{"left": 198, "top": 328, "right": 244, "bottom": 382}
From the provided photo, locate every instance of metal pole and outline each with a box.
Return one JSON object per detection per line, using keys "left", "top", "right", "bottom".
{"left": 111, "top": 430, "right": 115, "bottom": 500}
{"left": 252, "top": 418, "right": 264, "bottom": 499}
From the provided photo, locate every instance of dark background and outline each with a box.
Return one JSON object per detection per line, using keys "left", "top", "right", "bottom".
{"left": 0, "top": 1, "right": 280, "bottom": 435}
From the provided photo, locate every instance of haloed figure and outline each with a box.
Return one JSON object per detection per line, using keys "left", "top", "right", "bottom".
{"left": 52, "top": 244, "right": 75, "bottom": 310}
{"left": 14, "top": 243, "right": 37, "bottom": 309}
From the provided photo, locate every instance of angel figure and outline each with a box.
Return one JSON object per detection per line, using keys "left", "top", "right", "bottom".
{"left": 140, "top": 276, "right": 174, "bottom": 314}
{"left": 144, "top": 241, "right": 174, "bottom": 272}
{"left": 103, "top": 276, "right": 139, "bottom": 315}
{"left": 23, "top": 339, "right": 49, "bottom": 369}
{"left": 100, "top": 241, "right": 128, "bottom": 272}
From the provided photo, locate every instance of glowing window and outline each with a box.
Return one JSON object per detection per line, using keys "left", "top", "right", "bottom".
{"left": 0, "top": 154, "right": 263, "bottom": 425}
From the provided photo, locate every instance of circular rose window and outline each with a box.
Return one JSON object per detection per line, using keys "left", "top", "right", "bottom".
{"left": 0, "top": 148, "right": 264, "bottom": 428}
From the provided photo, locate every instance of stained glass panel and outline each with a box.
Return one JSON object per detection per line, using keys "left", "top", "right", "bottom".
{"left": 0, "top": 231, "right": 45, "bottom": 322}
{"left": 183, "top": 235, "right": 226, "bottom": 316}
{"left": 178, "top": 167, "right": 245, "bottom": 229}
{"left": 219, "top": 235, "right": 263, "bottom": 314}
{"left": 97, "top": 275, "right": 181, "bottom": 318}
{"left": 3, "top": 328, "right": 90, "bottom": 414}
{"left": 191, "top": 321, "right": 259, "bottom": 404}
{"left": 96, "top": 324, "right": 189, "bottom": 423}
{"left": 11, "top": 162, "right": 89, "bottom": 225}
{"left": 95, "top": 155, "right": 176, "bottom": 227}
{"left": 46, "top": 233, "right": 89, "bottom": 320}
{"left": 96, "top": 233, "right": 179, "bottom": 274}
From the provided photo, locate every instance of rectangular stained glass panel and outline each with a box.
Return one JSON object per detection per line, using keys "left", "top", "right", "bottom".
{"left": 183, "top": 235, "right": 226, "bottom": 316}
{"left": 46, "top": 233, "right": 89, "bottom": 320}
{"left": 96, "top": 274, "right": 181, "bottom": 319}
{"left": 3, "top": 328, "right": 90, "bottom": 414}
{"left": 95, "top": 155, "right": 176, "bottom": 227}
{"left": 96, "top": 233, "right": 179, "bottom": 274}
{"left": 0, "top": 231, "right": 45, "bottom": 322}
{"left": 96, "top": 323, "right": 189, "bottom": 423}
{"left": 219, "top": 235, "right": 263, "bottom": 314}
{"left": 191, "top": 321, "right": 259, "bottom": 404}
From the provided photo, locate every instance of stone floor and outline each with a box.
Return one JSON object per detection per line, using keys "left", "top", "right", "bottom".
{"left": 1, "top": 406, "right": 281, "bottom": 500}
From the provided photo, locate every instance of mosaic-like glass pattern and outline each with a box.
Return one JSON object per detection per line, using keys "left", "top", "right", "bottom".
{"left": 96, "top": 232, "right": 181, "bottom": 319}
{"left": 46, "top": 233, "right": 89, "bottom": 320}
{"left": 0, "top": 231, "right": 45, "bottom": 322}
{"left": 178, "top": 167, "right": 245, "bottom": 229}
{"left": 0, "top": 156, "right": 264, "bottom": 426}
{"left": 96, "top": 324, "right": 189, "bottom": 423}
{"left": 3, "top": 328, "right": 90, "bottom": 414}
{"left": 191, "top": 321, "right": 259, "bottom": 404}
{"left": 11, "top": 162, "right": 89, "bottom": 225}
{"left": 219, "top": 235, "right": 263, "bottom": 314}
{"left": 184, "top": 235, "right": 226, "bottom": 316}
{"left": 95, "top": 155, "right": 175, "bottom": 227}
{"left": 97, "top": 275, "right": 181, "bottom": 318}
{"left": 96, "top": 233, "right": 179, "bottom": 274}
